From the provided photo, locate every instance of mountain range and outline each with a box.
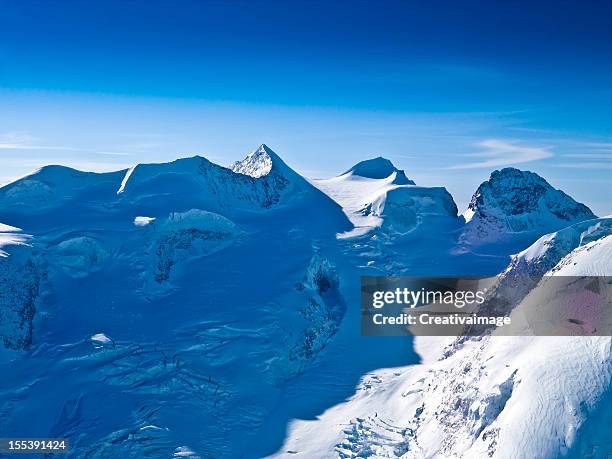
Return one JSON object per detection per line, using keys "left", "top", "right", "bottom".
{"left": 0, "top": 144, "right": 609, "bottom": 459}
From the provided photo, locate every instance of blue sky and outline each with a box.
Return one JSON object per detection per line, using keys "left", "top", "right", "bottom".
{"left": 0, "top": 0, "right": 610, "bottom": 213}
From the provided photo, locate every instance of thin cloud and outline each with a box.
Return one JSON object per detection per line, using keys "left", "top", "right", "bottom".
{"left": 0, "top": 130, "right": 167, "bottom": 155}
{"left": 0, "top": 144, "right": 135, "bottom": 156}
{"left": 0, "top": 131, "right": 137, "bottom": 156}
{"left": 562, "top": 152, "right": 612, "bottom": 160}
{"left": 0, "top": 131, "right": 38, "bottom": 144}
{"left": 91, "top": 151, "right": 133, "bottom": 156}
{"left": 0, "top": 131, "right": 83, "bottom": 152}
{"left": 0, "top": 144, "right": 76, "bottom": 150}
{"left": 448, "top": 139, "right": 553, "bottom": 169}
{"left": 555, "top": 162, "right": 612, "bottom": 169}
{"left": 580, "top": 142, "right": 612, "bottom": 148}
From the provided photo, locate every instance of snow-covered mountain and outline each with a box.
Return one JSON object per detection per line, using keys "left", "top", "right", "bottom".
{"left": 313, "top": 157, "right": 457, "bottom": 238}
{"left": 274, "top": 217, "right": 612, "bottom": 459}
{"left": 0, "top": 144, "right": 348, "bottom": 232}
{"left": 0, "top": 146, "right": 608, "bottom": 458}
{"left": 115, "top": 144, "right": 311, "bottom": 213}
{"left": 0, "top": 145, "right": 356, "bottom": 458}
{"left": 462, "top": 167, "right": 596, "bottom": 246}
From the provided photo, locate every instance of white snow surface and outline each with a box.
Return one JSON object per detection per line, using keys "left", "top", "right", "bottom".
{"left": 273, "top": 221, "right": 612, "bottom": 459}
{"left": 134, "top": 216, "right": 156, "bottom": 226}
{"left": 0, "top": 148, "right": 608, "bottom": 458}
{"left": 90, "top": 333, "right": 111, "bottom": 343}
{"left": 313, "top": 163, "right": 456, "bottom": 238}
{"left": 504, "top": 217, "right": 612, "bottom": 277}
{"left": 90, "top": 333, "right": 113, "bottom": 346}
{"left": 0, "top": 223, "right": 29, "bottom": 257}
{"left": 313, "top": 173, "right": 398, "bottom": 237}
{"left": 117, "top": 165, "right": 136, "bottom": 194}
{"left": 0, "top": 223, "right": 20, "bottom": 232}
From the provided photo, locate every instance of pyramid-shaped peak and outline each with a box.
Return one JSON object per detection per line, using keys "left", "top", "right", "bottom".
{"left": 231, "top": 144, "right": 291, "bottom": 178}
{"left": 342, "top": 156, "right": 415, "bottom": 184}
{"left": 257, "top": 143, "right": 275, "bottom": 155}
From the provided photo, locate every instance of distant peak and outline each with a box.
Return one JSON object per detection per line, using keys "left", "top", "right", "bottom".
{"left": 463, "top": 167, "right": 596, "bottom": 242}
{"left": 342, "top": 157, "right": 415, "bottom": 184}
{"left": 231, "top": 145, "right": 276, "bottom": 178}
{"left": 469, "top": 167, "right": 595, "bottom": 216}
{"left": 230, "top": 144, "right": 300, "bottom": 181}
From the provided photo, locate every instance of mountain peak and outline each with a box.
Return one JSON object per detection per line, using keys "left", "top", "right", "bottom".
{"left": 489, "top": 167, "right": 542, "bottom": 183}
{"left": 342, "top": 157, "right": 415, "bottom": 184}
{"left": 231, "top": 144, "right": 288, "bottom": 178}
{"left": 463, "top": 167, "right": 596, "bottom": 243}
{"left": 257, "top": 143, "right": 274, "bottom": 155}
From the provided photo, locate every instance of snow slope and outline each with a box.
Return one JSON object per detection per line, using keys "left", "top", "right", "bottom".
{"left": 0, "top": 146, "right": 357, "bottom": 458}
{"left": 272, "top": 218, "right": 612, "bottom": 459}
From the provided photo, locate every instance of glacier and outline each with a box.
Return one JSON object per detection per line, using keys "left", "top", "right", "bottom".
{"left": 0, "top": 144, "right": 609, "bottom": 458}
